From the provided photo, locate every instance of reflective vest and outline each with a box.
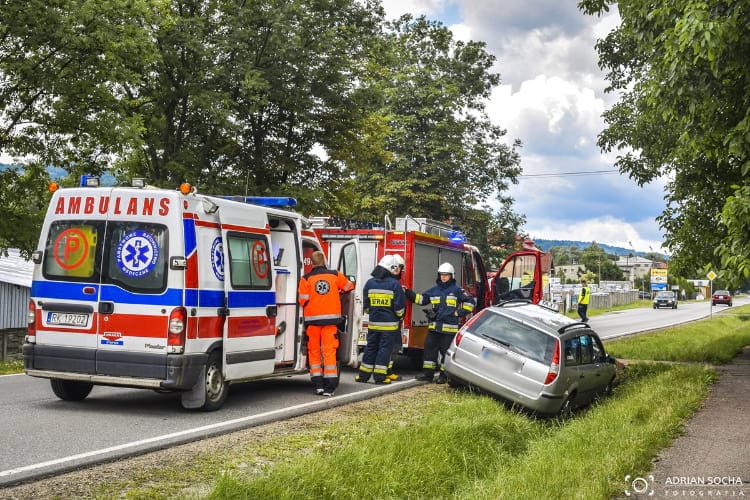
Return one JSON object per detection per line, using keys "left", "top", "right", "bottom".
{"left": 578, "top": 286, "right": 590, "bottom": 305}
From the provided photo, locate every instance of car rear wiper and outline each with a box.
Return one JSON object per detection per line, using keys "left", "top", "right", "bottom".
{"left": 480, "top": 333, "right": 511, "bottom": 348}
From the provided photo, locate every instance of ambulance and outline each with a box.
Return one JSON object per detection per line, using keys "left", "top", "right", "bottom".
{"left": 311, "top": 216, "right": 491, "bottom": 368}
{"left": 24, "top": 176, "right": 322, "bottom": 410}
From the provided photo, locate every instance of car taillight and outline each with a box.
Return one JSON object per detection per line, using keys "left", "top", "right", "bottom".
{"left": 27, "top": 300, "right": 37, "bottom": 338}
{"left": 167, "top": 307, "right": 187, "bottom": 353}
{"left": 544, "top": 339, "right": 560, "bottom": 384}
{"left": 455, "top": 331, "right": 463, "bottom": 346}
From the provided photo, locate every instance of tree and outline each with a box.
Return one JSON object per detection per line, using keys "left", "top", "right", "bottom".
{"left": 580, "top": 242, "right": 624, "bottom": 282}
{"left": 346, "top": 15, "right": 523, "bottom": 227}
{"left": 578, "top": 0, "right": 750, "bottom": 285}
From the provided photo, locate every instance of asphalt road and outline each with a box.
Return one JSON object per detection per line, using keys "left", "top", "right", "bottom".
{"left": 1, "top": 296, "right": 746, "bottom": 487}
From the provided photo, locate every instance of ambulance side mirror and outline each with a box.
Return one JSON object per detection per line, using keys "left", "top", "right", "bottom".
{"left": 32, "top": 250, "right": 43, "bottom": 264}
{"left": 170, "top": 256, "right": 187, "bottom": 270}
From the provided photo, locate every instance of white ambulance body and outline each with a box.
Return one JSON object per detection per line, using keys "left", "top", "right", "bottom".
{"left": 24, "top": 178, "right": 321, "bottom": 410}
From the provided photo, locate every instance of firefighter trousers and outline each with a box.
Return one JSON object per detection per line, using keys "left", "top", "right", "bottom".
{"left": 422, "top": 330, "right": 454, "bottom": 377}
{"left": 358, "top": 329, "right": 396, "bottom": 383}
{"left": 306, "top": 324, "right": 339, "bottom": 392}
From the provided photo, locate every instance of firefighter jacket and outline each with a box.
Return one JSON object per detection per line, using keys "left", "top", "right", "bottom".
{"left": 363, "top": 265, "right": 406, "bottom": 332}
{"left": 298, "top": 266, "right": 354, "bottom": 325}
{"left": 407, "top": 277, "right": 475, "bottom": 334}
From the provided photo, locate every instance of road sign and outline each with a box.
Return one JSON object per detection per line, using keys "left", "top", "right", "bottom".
{"left": 707, "top": 270, "right": 717, "bottom": 281}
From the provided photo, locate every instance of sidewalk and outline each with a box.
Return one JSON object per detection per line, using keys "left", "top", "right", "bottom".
{"left": 637, "top": 345, "right": 750, "bottom": 496}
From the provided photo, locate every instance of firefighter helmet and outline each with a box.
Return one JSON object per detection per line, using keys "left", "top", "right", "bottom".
{"left": 378, "top": 255, "right": 395, "bottom": 269}
{"left": 437, "top": 262, "right": 455, "bottom": 275}
{"left": 391, "top": 254, "right": 405, "bottom": 269}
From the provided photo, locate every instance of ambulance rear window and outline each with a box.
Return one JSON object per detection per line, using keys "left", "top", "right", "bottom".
{"left": 43, "top": 221, "right": 103, "bottom": 281}
{"left": 103, "top": 222, "right": 168, "bottom": 293}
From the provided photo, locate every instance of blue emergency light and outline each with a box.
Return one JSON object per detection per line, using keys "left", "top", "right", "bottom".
{"left": 449, "top": 230, "right": 465, "bottom": 243}
{"left": 79, "top": 175, "right": 100, "bottom": 187}
{"left": 218, "top": 196, "right": 298, "bottom": 208}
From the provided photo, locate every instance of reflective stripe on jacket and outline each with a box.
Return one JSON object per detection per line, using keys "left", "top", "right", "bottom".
{"left": 363, "top": 265, "right": 406, "bottom": 332}
{"left": 412, "top": 278, "right": 475, "bottom": 334}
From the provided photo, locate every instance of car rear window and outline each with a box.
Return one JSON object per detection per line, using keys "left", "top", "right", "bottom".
{"left": 466, "top": 310, "right": 556, "bottom": 364}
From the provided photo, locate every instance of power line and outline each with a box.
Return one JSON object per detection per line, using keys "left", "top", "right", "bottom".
{"left": 519, "top": 169, "right": 619, "bottom": 178}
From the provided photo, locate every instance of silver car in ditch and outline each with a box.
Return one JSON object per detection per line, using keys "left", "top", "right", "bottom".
{"left": 444, "top": 300, "right": 617, "bottom": 416}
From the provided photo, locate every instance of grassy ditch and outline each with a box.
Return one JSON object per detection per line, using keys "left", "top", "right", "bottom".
{"left": 205, "top": 364, "right": 711, "bottom": 500}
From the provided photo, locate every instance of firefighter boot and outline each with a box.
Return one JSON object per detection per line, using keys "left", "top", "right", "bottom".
{"left": 436, "top": 372, "right": 447, "bottom": 384}
{"left": 387, "top": 373, "right": 402, "bottom": 381}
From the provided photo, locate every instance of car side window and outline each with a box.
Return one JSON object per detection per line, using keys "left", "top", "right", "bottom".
{"left": 579, "top": 335, "right": 593, "bottom": 364}
{"left": 564, "top": 337, "right": 580, "bottom": 366}
{"left": 591, "top": 336, "right": 606, "bottom": 363}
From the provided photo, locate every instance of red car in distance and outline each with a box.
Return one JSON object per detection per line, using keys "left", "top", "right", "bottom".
{"left": 711, "top": 290, "right": 733, "bottom": 307}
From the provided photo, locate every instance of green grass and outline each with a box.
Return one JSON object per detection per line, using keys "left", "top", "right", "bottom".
{"left": 0, "top": 359, "right": 23, "bottom": 375}
{"left": 207, "top": 364, "right": 712, "bottom": 500}
{"left": 605, "top": 305, "right": 750, "bottom": 363}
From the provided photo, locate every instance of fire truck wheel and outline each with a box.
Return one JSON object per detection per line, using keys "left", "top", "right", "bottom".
{"left": 202, "top": 352, "right": 228, "bottom": 411}
{"left": 50, "top": 379, "right": 93, "bottom": 401}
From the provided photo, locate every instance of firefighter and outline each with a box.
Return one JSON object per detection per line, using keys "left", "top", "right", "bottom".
{"left": 355, "top": 254, "right": 406, "bottom": 385}
{"left": 298, "top": 250, "right": 354, "bottom": 396}
{"left": 386, "top": 254, "right": 406, "bottom": 382}
{"left": 406, "top": 262, "right": 475, "bottom": 384}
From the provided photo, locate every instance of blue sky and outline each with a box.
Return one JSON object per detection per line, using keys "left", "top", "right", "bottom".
{"left": 381, "top": 0, "right": 668, "bottom": 254}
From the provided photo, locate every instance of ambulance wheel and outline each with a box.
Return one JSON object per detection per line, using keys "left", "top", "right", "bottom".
{"left": 202, "top": 352, "right": 228, "bottom": 411}
{"left": 50, "top": 379, "right": 93, "bottom": 401}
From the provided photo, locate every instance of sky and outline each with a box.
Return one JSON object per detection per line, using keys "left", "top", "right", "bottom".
{"left": 380, "top": 0, "right": 668, "bottom": 255}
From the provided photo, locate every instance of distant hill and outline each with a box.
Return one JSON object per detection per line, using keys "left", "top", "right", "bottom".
{"left": 533, "top": 239, "right": 648, "bottom": 257}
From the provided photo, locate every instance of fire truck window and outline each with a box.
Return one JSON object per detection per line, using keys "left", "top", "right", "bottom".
{"left": 227, "top": 234, "right": 272, "bottom": 289}
{"left": 43, "top": 221, "right": 103, "bottom": 281}
{"left": 463, "top": 253, "right": 474, "bottom": 286}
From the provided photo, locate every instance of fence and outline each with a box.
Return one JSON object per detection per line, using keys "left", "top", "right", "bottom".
{"left": 0, "top": 328, "right": 24, "bottom": 362}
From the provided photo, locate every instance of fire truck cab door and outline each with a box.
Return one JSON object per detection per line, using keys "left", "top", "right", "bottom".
{"left": 219, "top": 207, "right": 276, "bottom": 380}
{"left": 336, "top": 239, "right": 364, "bottom": 367}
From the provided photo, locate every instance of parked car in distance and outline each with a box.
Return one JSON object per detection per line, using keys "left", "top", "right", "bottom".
{"left": 653, "top": 291, "right": 678, "bottom": 309}
{"left": 712, "top": 290, "right": 733, "bottom": 307}
{"left": 444, "top": 300, "right": 617, "bottom": 416}
{"left": 638, "top": 291, "right": 652, "bottom": 299}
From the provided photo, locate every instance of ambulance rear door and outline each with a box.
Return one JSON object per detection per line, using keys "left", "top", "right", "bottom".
{"left": 218, "top": 202, "right": 277, "bottom": 380}
{"left": 335, "top": 239, "right": 371, "bottom": 367}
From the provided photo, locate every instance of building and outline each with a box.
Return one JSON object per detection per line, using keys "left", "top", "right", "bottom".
{"left": 615, "top": 255, "right": 653, "bottom": 284}
{"left": 0, "top": 249, "right": 34, "bottom": 329}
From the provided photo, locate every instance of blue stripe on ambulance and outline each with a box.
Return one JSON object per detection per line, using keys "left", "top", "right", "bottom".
{"left": 227, "top": 290, "right": 275, "bottom": 308}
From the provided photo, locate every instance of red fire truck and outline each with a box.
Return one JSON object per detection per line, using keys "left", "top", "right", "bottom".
{"left": 312, "top": 216, "right": 491, "bottom": 368}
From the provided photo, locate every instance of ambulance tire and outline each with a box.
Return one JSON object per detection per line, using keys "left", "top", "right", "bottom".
{"left": 201, "top": 352, "right": 228, "bottom": 411}
{"left": 50, "top": 379, "right": 93, "bottom": 401}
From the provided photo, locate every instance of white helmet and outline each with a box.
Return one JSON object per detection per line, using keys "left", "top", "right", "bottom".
{"left": 378, "top": 254, "right": 395, "bottom": 269}
{"left": 437, "top": 262, "right": 455, "bottom": 275}
{"left": 392, "top": 254, "right": 405, "bottom": 269}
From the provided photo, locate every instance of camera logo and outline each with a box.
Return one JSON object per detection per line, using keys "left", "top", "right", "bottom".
{"left": 624, "top": 475, "right": 655, "bottom": 496}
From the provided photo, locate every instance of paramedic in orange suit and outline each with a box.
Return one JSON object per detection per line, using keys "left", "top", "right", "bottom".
{"left": 298, "top": 250, "right": 354, "bottom": 396}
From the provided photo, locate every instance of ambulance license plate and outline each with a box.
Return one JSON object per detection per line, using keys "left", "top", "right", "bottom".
{"left": 47, "top": 312, "right": 88, "bottom": 327}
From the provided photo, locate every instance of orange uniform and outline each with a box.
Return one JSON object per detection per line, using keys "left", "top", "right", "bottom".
{"left": 298, "top": 266, "right": 354, "bottom": 395}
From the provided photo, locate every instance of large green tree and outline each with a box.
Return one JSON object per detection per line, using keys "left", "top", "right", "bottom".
{"left": 345, "top": 15, "right": 523, "bottom": 228}
{"left": 578, "top": 0, "right": 750, "bottom": 284}
{"left": 0, "top": 3, "right": 524, "bottom": 256}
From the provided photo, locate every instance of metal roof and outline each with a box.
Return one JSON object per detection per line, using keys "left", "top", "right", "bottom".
{"left": 0, "top": 248, "right": 34, "bottom": 288}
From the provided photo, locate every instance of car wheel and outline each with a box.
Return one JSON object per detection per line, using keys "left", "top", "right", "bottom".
{"left": 50, "top": 379, "right": 93, "bottom": 401}
{"left": 201, "top": 352, "right": 228, "bottom": 411}
{"left": 712, "top": 301, "right": 716, "bottom": 306}
{"left": 652, "top": 305, "right": 657, "bottom": 309}
{"left": 446, "top": 375, "right": 462, "bottom": 389}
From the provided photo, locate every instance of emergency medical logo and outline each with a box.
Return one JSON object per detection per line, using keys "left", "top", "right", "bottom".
{"left": 210, "top": 237, "right": 224, "bottom": 281}
{"left": 315, "top": 280, "right": 331, "bottom": 295}
{"left": 115, "top": 230, "right": 159, "bottom": 278}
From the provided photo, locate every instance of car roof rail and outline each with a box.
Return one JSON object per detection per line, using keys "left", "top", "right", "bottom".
{"left": 496, "top": 299, "right": 532, "bottom": 307}
{"left": 558, "top": 322, "right": 592, "bottom": 334}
